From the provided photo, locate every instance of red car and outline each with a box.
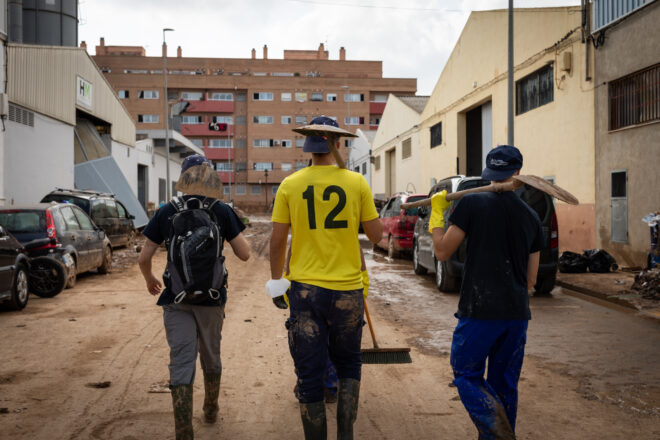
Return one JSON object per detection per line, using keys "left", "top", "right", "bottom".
{"left": 375, "top": 193, "right": 427, "bottom": 258}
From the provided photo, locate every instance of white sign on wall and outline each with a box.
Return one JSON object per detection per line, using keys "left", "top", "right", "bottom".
{"left": 76, "top": 76, "right": 93, "bottom": 109}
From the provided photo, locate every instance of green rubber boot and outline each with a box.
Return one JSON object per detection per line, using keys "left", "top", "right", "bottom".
{"left": 337, "top": 379, "right": 360, "bottom": 440}
{"left": 203, "top": 371, "right": 222, "bottom": 424}
{"left": 170, "top": 384, "right": 194, "bottom": 440}
{"left": 299, "top": 401, "right": 327, "bottom": 440}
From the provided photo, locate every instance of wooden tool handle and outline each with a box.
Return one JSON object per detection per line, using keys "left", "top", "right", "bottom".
{"left": 401, "top": 181, "right": 518, "bottom": 209}
{"left": 326, "top": 134, "right": 346, "bottom": 169}
{"left": 363, "top": 300, "right": 379, "bottom": 349}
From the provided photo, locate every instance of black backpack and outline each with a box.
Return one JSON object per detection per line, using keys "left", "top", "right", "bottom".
{"left": 164, "top": 196, "right": 227, "bottom": 305}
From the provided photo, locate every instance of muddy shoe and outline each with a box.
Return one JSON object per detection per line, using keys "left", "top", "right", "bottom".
{"left": 337, "top": 379, "right": 360, "bottom": 440}
{"left": 170, "top": 384, "right": 194, "bottom": 440}
{"left": 300, "top": 401, "right": 327, "bottom": 440}
{"left": 202, "top": 371, "right": 221, "bottom": 424}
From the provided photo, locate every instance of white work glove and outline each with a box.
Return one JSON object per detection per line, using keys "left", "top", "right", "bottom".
{"left": 266, "top": 278, "right": 290, "bottom": 298}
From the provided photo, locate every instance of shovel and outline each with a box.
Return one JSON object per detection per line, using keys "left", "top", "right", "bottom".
{"left": 401, "top": 174, "right": 579, "bottom": 209}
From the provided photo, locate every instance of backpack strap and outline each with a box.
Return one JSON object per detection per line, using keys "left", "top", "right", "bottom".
{"left": 170, "top": 196, "right": 185, "bottom": 212}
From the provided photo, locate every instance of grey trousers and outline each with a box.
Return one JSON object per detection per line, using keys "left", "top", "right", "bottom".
{"left": 163, "top": 303, "right": 225, "bottom": 386}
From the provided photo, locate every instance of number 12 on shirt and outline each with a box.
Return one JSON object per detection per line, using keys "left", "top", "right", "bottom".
{"left": 302, "top": 185, "right": 348, "bottom": 230}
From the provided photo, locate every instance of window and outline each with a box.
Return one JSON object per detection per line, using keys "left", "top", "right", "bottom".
{"left": 344, "top": 116, "right": 361, "bottom": 125}
{"left": 73, "top": 208, "right": 94, "bottom": 230}
{"left": 272, "top": 185, "right": 279, "bottom": 195}
{"left": 611, "top": 171, "right": 627, "bottom": 198}
{"left": 295, "top": 92, "right": 307, "bottom": 102}
{"left": 60, "top": 207, "right": 80, "bottom": 230}
{"left": 235, "top": 185, "right": 246, "bottom": 195}
{"left": 295, "top": 138, "right": 305, "bottom": 148}
{"left": 344, "top": 93, "right": 364, "bottom": 102}
{"left": 118, "top": 90, "right": 129, "bottom": 99}
{"left": 190, "top": 139, "right": 203, "bottom": 147}
{"left": 374, "top": 155, "right": 381, "bottom": 170}
{"left": 281, "top": 162, "right": 293, "bottom": 171}
{"left": 236, "top": 94, "right": 247, "bottom": 102}
{"left": 124, "top": 69, "right": 147, "bottom": 74}
{"left": 344, "top": 139, "right": 354, "bottom": 148}
{"left": 223, "top": 186, "right": 231, "bottom": 195}
{"left": 371, "top": 94, "right": 387, "bottom": 102}
{"left": 281, "top": 116, "right": 292, "bottom": 124}
{"left": 236, "top": 116, "right": 246, "bottom": 125}
{"left": 295, "top": 116, "right": 307, "bottom": 125}
{"left": 281, "top": 92, "right": 292, "bottom": 101}
{"left": 138, "top": 114, "right": 159, "bottom": 123}
{"left": 430, "top": 122, "right": 442, "bottom": 148}
{"left": 215, "top": 162, "right": 233, "bottom": 171}
{"left": 253, "top": 92, "right": 273, "bottom": 101}
{"left": 272, "top": 72, "right": 294, "bottom": 77}
{"left": 253, "top": 72, "right": 267, "bottom": 77}
{"left": 209, "top": 139, "right": 233, "bottom": 148}
{"left": 361, "top": 163, "right": 367, "bottom": 175}
{"left": 138, "top": 90, "right": 159, "bottom": 99}
{"left": 402, "top": 138, "right": 412, "bottom": 159}
{"left": 281, "top": 139, "right": 292, "bottom": 148}
{"left": 311, "top": 92, "right": 323, "bottom": 101}
{"left": 327, "top": 93, "right": 337, "bottom": 102}
{"left": 516, "top": 64, "right": 554, "bottom": 115}
{"left": 236, "top": 162, "right": 247, "bottom": 171}
{"left": 253, "top": 115, "right": 273, "bottom": 124}
{"left": 609, "top": 63, "right": 660, "bottom": 130}
{"left": 210, "top": 92, "right": 233, "bottom": 101}
{"left": 296, "top": 161, "right": 307, "bottom": 170}
{"left": 254, "top": 162, "right": 273, "bottom": 171}
{"left": 370, "top": 116, "right": 381, "bottom": 125}
{"left": 181, "top": 92, "right": 203, "bottom": 101}
{"left": 182, "top": 116, "right": 202, "bottom": 124}
{"left": 236, "top": 139, "right": 247, "bottom": 148}
{"left": 251, "top": 185, "right": 262, "bottom": 195}
{"left": 253, "top": 139, "right": 273, "bottom": 147}
{"left": 213, "top": 116, "right": 233, "bottom": 124}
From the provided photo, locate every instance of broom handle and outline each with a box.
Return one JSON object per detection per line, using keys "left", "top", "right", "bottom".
{"left": 326, "top": 134, "right": 346, "bottom": 169}
{"left": 363, "top": 300, "right": 380, "bottom": 349}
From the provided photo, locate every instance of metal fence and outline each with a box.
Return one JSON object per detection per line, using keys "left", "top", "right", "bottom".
{"left": 609, "top": 63, "right": 660, "bottom": 130}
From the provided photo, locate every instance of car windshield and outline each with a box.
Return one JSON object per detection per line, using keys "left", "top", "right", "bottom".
{"left": 404, "top": 196, "right": 427, "bottom": 216}
{"left": 41, "top": 194, "right": 90, "bottom": 213}
{"left": 0, "top": 210, "right": 46, "bottom": 233}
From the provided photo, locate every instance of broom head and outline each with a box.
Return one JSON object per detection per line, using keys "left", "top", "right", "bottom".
{"left": 361, "top": 347, "right": 412, "bottom": 364}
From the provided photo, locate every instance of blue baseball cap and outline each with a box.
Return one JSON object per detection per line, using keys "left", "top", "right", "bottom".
{"left": 303, "top": 116, "right": 339, "bottom": 153}
{"left": 181, "top": 154, "right": 209, "bottom": 173}
{"left": 482, "top": 145, "right": 523, "bottom": 181}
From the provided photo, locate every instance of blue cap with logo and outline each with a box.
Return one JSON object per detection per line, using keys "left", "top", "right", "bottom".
{"left": 302, "top": 116, "right": 339, "bottom": 153}
{"left": 181, "top": 154, "right": 209, "bottom": 173}
{"left": 481, "top": 145, "right": 523, "bottom": 181}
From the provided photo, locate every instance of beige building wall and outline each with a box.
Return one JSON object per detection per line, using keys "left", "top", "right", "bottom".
{"left": 594, "top": 1, "right": 660, "bottom": 267}
{"left": 372, "top": 94, "right": 424, "bottom": 198}
{"left": 418, "top": 7, "right": 596, "bottom": 251}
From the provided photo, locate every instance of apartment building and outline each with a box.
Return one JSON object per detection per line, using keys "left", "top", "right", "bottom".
{"left": 91, "top": 40, "right": 416, "bottom": 210}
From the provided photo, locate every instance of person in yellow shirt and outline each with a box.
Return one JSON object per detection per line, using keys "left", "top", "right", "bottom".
{"left": 267, "top": 116, "right": 382, "bottom": 439}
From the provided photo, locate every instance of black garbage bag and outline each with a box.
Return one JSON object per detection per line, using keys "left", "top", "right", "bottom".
{"left": 558, "top": 251, "right": 589, "bottom": 273}
{"left": 583, "top": 249, "right": 619, "bottom": 273}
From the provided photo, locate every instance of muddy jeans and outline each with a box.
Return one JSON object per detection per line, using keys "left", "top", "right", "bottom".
{"left": 450, "top": 317, "right": 528, "bottom": 440}
{"left": 163, "top": 303, "right": 226, "bottom": 386}
{"left": 287, "top": 281, "right": 364, "bottom": 403}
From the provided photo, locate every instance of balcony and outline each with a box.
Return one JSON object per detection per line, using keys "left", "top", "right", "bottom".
{"left": 369, "top": 125, "right": 379, "bottom": 130}
{"left": 185, "top": 100, "right": 234, "bottom": 113}
{"left": 216, "top": 171, "right": 235, "bottom": 184}
{"left": 369, "top": 102, "right": 386, "bottom": 115}
{"left": 181, "top": 123, "right": 234, "bottom": 137}
{"left": 204, "top": 147, "right": 234, "bottom": 161}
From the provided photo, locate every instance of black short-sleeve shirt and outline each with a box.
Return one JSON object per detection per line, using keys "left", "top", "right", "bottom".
{"left": 448, "top": 191, "right": 544, "bottom": 320}
{"left": 142, "top": 196, "right": 246, "bottom": 306}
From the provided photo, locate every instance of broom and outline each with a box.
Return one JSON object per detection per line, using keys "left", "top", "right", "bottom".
{"left": 362, "top": 301, "right": 412, "bottom": 364}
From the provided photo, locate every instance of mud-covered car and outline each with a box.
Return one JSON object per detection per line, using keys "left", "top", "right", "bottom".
{"left": 0, "top": 226, "right": 30, "bottom": 310}
{"left": 375, "top": 193, "right": 427, "bottom": 258}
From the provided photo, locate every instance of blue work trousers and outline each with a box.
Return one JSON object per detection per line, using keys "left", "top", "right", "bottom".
{"left": 450, "top": 317, "right": 528, "bottom": 440}
{"left": 287, "top": 281, "right": 364, "bottom": 403}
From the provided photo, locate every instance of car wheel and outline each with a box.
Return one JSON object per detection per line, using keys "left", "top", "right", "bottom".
{"left": 534, "top": 272, "right": 557, "bottom": 295}
{"left": 29, "top": 257, "right": 67, "bottom": 298}
{"left": 66, "top": 258, "right": 77, "bottom": 289}
{"left": 387, "top": 236, "right": 398, "bottom": 259}
{"left": 413, "top": 240, "right": 427, "bottom": 275}
{"left": 435, "top": 258, "right": 459, "bottom": 293}
{"left": 98, "top": 246, "right": 112, "bottom": 274}
{"left": 8, "top": 266, "right": 29, "bottom": 310}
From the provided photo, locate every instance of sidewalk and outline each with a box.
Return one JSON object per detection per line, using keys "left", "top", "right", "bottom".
{"left": 556, "top": 271, "right": 660, "bottom": 321}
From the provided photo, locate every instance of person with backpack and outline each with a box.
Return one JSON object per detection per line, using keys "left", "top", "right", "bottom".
{"left": 138, "top": 155, "right": 250, "bottom": 440}
{"left": 267, "top": 116, "right": 382, "bottom": 439}
{"left": 430, "top": 145, "right": 543, "bottom": 439}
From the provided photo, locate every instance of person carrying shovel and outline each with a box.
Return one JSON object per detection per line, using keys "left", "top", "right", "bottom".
{"left": 430, "top": 145, "right": 543, "bottom": 439}
{"left": 267, "top": 116, "right": 382, "bottom": 439}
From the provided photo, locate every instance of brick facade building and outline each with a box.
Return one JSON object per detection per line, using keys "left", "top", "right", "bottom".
{"left": 91, "top": 39, "right": 416, "bottom": 210}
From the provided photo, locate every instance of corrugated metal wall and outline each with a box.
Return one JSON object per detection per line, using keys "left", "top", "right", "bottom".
{"left": 7, "top": 44, "right": 135, "bottom": 146}
{"left": 593, "top": 0, "right": 649, "bottom": 31}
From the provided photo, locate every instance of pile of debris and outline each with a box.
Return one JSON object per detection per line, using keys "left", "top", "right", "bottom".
{"left": 631, "top": 268, "right": 660, "bottom": 300}
{"left": 559, "top": 249, "right": 618, "bottom": 273}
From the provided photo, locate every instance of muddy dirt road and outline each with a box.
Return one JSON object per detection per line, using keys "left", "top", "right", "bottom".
{"left": 0, "top": 218, "right": 659, "bottom": 439}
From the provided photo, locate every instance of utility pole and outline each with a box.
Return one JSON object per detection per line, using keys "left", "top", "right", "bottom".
{"left": 507, "top": 1, "right": 514, "bottom": 146}
{"left": 163, "top": 28, "right": 174, "bottom": 200}
{"left": 227, "top": 120, "right": 232, "bottom": 203}
{"left": 264, "top": 169, "right": 269, "bottom": 210}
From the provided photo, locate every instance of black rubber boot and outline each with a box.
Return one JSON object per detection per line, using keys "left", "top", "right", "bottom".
{"left": 299, "top": 401, "right": 327, "bottom": 440}
{"left": 337, "top": 379, "right": 360, "bottom": 440}
{"left": 170, "top": 384, "right": 194, "bottom": 440}
{"left": 202, "top": 371, "right": 221, "bottom": 424}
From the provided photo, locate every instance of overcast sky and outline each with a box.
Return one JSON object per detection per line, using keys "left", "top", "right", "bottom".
{"left": 79, "top": 0, "right": 580, "bottom": 95}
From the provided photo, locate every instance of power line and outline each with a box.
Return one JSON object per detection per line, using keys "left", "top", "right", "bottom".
{"left": 281, "top": 0, "right": 462, "bottom": 12}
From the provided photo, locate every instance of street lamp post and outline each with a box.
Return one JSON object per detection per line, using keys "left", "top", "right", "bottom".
{"left": 227, "top": 122, "right": 232, "bottom": 203}
{"left": 507, "top": 1, "right": 514, "bottom": 145}
{"left": 264, "top": 169, "right": 269, "bottom": 210}
{"left": 342, "top": 85, "right": 351, "bottom": 169}
{"left": 163, "top": 27, "right": 174, "bottom": 200}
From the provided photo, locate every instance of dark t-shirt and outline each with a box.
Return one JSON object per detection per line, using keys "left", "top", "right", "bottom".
{"left": 448, "top": 191, "right": 544, "bottom": 320}
{"left": 142, "top": 196, "right": 246, "bottom": 306}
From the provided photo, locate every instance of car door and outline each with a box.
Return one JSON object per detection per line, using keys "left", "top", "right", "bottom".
{"left": 91, "top": 200, "right": 113, "bottom": 246}
{"left": 115, "top": 201, "right": 134, "bottom": 246}
{"left": 0, "top": 225, "right": 18, "bottom": 292}
{"left": 59, "top": 206, "right": 89, "bottom": 272}
{"left": 379, "top": 198, "right": 394, "bottom": 248}
{"left": 103, "top": 199, "right": 120, "bottom": 246}
{"left": 72, "top": 206, "right": 103, "bottom": 268}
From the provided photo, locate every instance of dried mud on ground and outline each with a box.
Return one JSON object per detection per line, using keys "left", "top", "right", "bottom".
{"left": 0, "top": 219, "right": 658, "bottom": 439}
